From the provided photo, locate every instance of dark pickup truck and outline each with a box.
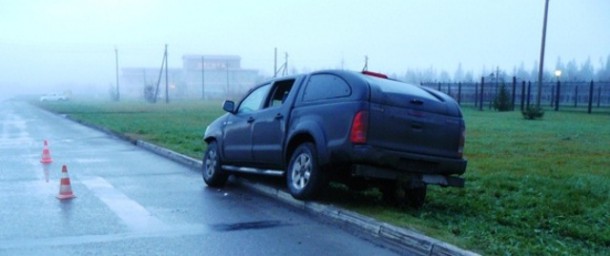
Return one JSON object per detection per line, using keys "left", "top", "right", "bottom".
{"left": 202, "top": 70, "right": 467, "bottom": 207}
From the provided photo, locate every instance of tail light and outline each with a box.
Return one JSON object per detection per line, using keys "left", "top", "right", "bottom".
{"left": 350, "top": 111, "right": 369, "bottom": 144}
{"left": 458, "top": 124, "right": 466, "bottom": 157}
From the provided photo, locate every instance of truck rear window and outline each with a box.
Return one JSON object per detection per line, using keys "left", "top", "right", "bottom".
{"left": 364, "top": 76, "right": 435, "bottom": 100}
{"left": 302, "top": 74, "right": 351, "bottom": 101}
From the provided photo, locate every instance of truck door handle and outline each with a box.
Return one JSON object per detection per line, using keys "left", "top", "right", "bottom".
{"left": 274, "top": 113, "right": 284, "bottom": 120}
{"left": 411, "top": 124, "right": 423, "bottom": 131}
{"left": 247, "top": 117, "right": 255, "bottom": 123}
{"left": 410, "top": 99, "right": 424, "bottom": 105}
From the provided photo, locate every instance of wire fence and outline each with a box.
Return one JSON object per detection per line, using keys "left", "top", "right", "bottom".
{"left": 421, "top": 78, "right": 610, "bottom": 114}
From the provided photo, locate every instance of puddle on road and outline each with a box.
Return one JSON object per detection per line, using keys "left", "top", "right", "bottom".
{"left": 210, "top": 220, "right": 291, "bottom": 232}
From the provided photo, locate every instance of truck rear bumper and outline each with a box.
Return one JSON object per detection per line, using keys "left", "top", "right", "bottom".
{"left": 349, "top": 145, "right": 467, "bottom": 176}
{"left": 351, "top": 164, "right": 465, "bottom": 187}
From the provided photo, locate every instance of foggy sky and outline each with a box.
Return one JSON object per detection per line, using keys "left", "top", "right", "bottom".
{"left": 1, "top": 0, "right": 609, "bottom": 98}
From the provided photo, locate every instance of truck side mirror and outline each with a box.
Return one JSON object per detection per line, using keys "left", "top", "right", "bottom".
{"left": 222, "top": 100, "right": 236, "bottom": 113}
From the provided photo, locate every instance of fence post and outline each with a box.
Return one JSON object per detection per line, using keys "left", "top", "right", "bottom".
{"left": 438, "top": 82, "right": 441, "bottom": 91}
{"left": 526, "top": 81, "right": 532, "bottom": 109}
{"left": 479, "top": 77, "right": 485, "bottom": 111}
{"left": 457, "top": 82, "right": 462, "bottom": 105}
{"left": 520, "top": 81, "right": 526, "bottom": 111}
{"left": 574, "top": 85, "right": 578, "bottom": 108}
{"left": 597, "top": 86, "right": 602, "bottom": 108}
{"left": 549, "top": 84, "right": 555, "bottom": 108}
{"left": 555, "top": 81, "right": 560, "bottom": 111}
{"left": 588, "top": 80, "right": 594, "bottom": 114}
{"left": 602, "top": 83, "right": 610, "bottom": 105}
{"left": 489, "top": 81, "right": 493, "bottom": 110}
{"left": 510, "top": 76, "right": 517, "bottom": 111}
{"left": 474, "top": 83, "right": 479, "bottom": 108}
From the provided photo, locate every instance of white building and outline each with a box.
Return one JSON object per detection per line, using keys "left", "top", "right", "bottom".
{"left": 121, "top": 55, "right": 261, "bottom": 100}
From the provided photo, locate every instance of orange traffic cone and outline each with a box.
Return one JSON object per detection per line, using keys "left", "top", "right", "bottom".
{"left": 57, "top": 165, "right": 76, "bottom": 200}
{"left": 40, "top": 140, "right": 53, "bottom": 164}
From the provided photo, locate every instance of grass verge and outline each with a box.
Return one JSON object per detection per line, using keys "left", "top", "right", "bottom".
{"left": 35, "top": 99, "right": 609, "bottom": 255}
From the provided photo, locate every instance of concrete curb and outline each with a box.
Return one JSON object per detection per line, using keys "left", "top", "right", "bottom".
{"left": 131, "top": 140, "right": 479, "bottom": 256}
{"left": 234, "top": 176, "right": 479, "bottom": 256}
{"left": 135, "top": 140, "right": 201, "bottom": 170}
{"left": 57, "top": 112, "right": 479, "bottom": 256}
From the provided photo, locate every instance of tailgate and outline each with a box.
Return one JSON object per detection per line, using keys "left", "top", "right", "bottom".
{"left": 366, "top": 78, "right": 463, "bottom": 158}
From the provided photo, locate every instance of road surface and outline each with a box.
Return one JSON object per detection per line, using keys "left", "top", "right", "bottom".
{"left": 0, "top": 101, "right": 402, "bottom": 255}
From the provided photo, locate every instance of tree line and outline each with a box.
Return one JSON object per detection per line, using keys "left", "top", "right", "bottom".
{"left": 401, "top": 55, "right": 610, "bottom": 84}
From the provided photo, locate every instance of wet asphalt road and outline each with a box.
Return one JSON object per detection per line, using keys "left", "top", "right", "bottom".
{"left": 0, "top": 101, "right": 400, "bottom": 256}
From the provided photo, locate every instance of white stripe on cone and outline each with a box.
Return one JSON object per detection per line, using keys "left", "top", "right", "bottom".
{"left": 41, "top": 140, "right": 53, "bottom": 164}
{"left": 57, "top": 165, "right": 75, "bottom": 200}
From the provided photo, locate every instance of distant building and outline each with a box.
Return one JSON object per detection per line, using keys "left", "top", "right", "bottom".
{"left": 121, "top": 67, "right": 183, "bottom": 100}
{"left": 182, "top": 55, "right": 260, "bottom": 99}
{"left": 121, "top": 54, "right": 261, "bottom": 100}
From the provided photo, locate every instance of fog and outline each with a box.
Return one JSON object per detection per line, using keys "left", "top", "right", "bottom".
{"left": 1, "top": 0, "right": 609, "bottom": 100}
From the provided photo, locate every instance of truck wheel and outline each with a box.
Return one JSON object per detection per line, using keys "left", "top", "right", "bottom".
{"left": 202, "top": 142, "right": 229, "bottom": 187}
{"left": 286, "top": 143, "right": 327, "bottom": 200}
{"left": 405, "top": 186, "right": 427, "bottom": 209}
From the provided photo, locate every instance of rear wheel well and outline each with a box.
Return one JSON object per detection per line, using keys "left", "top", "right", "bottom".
{"left": 204, "top": 137, "right": 215, "bottom": 143}
{"left": 203, "top": 138, "right": 218, "bottom": 156}
{"left": 285, "top": 133, "right": 315, "bottom": 167}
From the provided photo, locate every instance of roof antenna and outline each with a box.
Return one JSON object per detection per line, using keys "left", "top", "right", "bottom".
{"left": 362, "top": 55, "right": 368, "bottom": 71}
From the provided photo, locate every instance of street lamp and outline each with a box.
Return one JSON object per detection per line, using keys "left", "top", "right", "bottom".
{"left": 554, "top": 69, "right": 561, "bottom": 111}
{"left": 554, "top": 70, "right": 562, "bottom": 80}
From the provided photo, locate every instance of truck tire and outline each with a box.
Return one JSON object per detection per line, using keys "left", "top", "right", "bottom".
{"left": 379, "top": 182, "right": 399, "bottom": 203}
{"left": 202, "top": 142, "right": 229, "bottom": 187}
{"left": 380, "top": 181, "right": 426, "bottom": 208}
{"left": 405, "top": 186, "right": 427, "bottom": 209}
{"left": 286, "top": 143, "right": 327, "bottom": 200}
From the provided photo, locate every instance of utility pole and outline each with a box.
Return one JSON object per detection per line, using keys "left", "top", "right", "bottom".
{"left": 537, "top": 0, "right": 550, "bottom": 107}
{"left": 165, "top": 44, "right": 169, "bottom": 104}
{"left": 274, "top": 47, "right": 278, "bottom": 78}
{"left": 226, "top": 60, "right": 230, "bottom": 98}
{"left": 115, "top": 47, "right": 120, "bottom": 101}
{"left": 283, "top": 52, "right": 288, "bottom": 76}
{"left": 201, "top": 56, "right": 205, "bottom": 100}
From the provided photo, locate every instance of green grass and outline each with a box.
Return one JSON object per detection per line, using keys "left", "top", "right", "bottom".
{"left": 35, "top": 100, "right": 609, "bottom": 255}
{"left": 36, "top": 100, "right": 225, "bottom": 159}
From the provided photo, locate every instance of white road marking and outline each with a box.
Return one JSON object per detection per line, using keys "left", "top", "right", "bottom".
{"left": 0, "top": 111, "right": 35, "bottom": 149}
{"left": 81, "top": 176, "right": 168, "bottom": 232}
